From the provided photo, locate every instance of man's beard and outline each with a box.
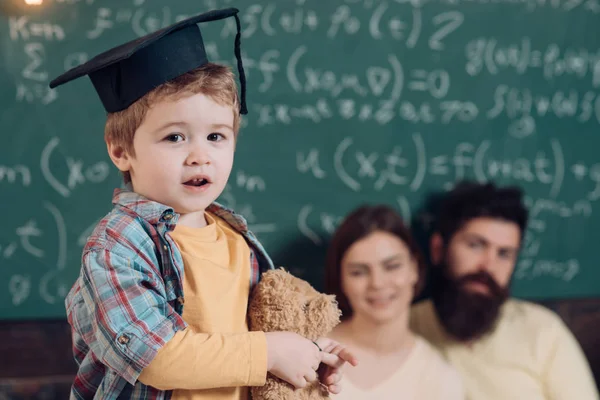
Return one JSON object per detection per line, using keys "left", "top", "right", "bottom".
{"left": 430, "top": 261, "right": 510, "bottom": 342}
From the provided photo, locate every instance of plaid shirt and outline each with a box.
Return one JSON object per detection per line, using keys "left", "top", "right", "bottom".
{"left": 65, "top": 188, "right": 274, "bottom": 399}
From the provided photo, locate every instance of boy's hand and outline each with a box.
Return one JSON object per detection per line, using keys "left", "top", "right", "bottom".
{"left": 265, "top": 332, "right": 322, "bottom": 389}
{"left": 314, "top": 338, "right": 359, "bottom": 394}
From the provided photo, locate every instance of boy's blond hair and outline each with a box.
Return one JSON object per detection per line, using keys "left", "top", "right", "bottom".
{"left": 105, "top": 63, "right": 241, "bottom": 183}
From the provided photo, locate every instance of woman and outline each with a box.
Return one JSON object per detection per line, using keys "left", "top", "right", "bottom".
{"left": 325, "top": 204, "right": 464, "bottom": 399}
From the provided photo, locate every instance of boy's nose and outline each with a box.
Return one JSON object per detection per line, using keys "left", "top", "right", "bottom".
{"left": 185, "top": 147, "right": 210, "bottom": 165}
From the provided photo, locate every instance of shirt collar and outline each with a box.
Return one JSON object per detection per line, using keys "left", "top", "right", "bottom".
{"left": 112, "top": 185, "right": 175, "bottom": 226}
{"left": 111, "top": 185, "right": 243, "bottom": 229}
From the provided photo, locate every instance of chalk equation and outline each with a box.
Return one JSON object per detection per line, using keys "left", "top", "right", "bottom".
{"left": 297, "top": 135, "right": 600, "bottom": 201}
{"left": 3, "top": 202, "right": 74, "bottom": 307}
{"left": 466, "top": 37, "right": 600, "bottom": 86}
{"left": 1, "top": 137, "right": 110, "bottom": 197}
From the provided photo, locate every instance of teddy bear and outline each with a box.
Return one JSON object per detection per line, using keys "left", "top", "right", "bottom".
{"left": 248, "top": 268, "right": 342, "bottom": 400}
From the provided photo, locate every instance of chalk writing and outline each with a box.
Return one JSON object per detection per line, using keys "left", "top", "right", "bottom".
{"left": 297, "top": 136, "right": 569, "bottom": 197}
{"left": 0, "top": 165, "right": 31, "bottom": 186}
{"left": 9, "top": 17, "right": 65, "bottom": 42}
{"left": 219, "top": 184, "right": 277, "bottom": 234}
{"left": 466, "top": 37, "right": 600, "bottom": 86}
{"left": 41, "top": 138, "right": 110, "bottom": 198}
{"left": 3, "top": 0, "right": 600, "bottom": 317}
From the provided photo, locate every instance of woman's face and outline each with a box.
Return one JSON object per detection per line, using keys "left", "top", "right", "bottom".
{"left": 341, "top": 230, "right": 418, "bottom": 325}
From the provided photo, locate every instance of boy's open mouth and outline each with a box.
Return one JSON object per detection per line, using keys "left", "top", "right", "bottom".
{"left": 184, "top": 178, "right": 209, "bottom": 187}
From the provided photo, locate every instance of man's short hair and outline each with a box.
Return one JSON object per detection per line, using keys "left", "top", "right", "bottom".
{"left": 435, "top": 180, "right": 529, "bottom": 243}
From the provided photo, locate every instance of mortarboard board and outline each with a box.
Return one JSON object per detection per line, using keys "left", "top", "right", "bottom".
{"left": 49, "top": 7, "right": 248, "bottom": 114}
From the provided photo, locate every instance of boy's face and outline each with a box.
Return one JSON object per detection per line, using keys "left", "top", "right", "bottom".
{"left": 111, "top": 92, "right": 235, "bottom": 227}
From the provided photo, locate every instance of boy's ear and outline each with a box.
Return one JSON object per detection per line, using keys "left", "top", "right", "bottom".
{"left": 106, "top": 141, "right": 132, "bottom": 173}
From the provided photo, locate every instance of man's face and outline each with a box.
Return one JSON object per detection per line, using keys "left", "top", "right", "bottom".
{"left": 445, "top": 217, "right": 521, "bottom": 291}
{"left": 430, "top": 217, "right": 522, "bottom": 342}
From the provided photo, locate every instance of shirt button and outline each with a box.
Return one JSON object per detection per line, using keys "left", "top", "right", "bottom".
{"left": 117, "top": 334, "right": 130, "bottom": 345}
{"left": 177, "top": 297, "right": 185, "bottom": 305}
{"left": 163, "top": 245, "right": 168, "bottom": 251}
{"left": 163, "top": 212, "right": 174, "bottom": 221}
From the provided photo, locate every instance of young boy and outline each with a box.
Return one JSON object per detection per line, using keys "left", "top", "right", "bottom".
{"left": 51, "top": 8, "right": 357, "bottom": 399}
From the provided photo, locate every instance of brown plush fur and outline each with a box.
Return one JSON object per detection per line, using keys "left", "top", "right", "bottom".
{"left": 248, "top": 268, "right": 342, "bottom": 400}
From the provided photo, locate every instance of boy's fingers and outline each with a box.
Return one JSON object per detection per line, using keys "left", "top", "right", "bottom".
{"left": 326, "top": 372, "right": 341, "bottom": 385}
{"left": 327, "top": 384, "right": 342, "bottom": 394}
{"left": 314, "top": 338, "right": 359, "bottom": 367}
{"left": 320, "top": 352, "right": 346, "bottom": 368}
{"left": 304, "top": 368, "right": 318, "bottom": 383}
{"left": 314, "top": 337, "right": 336, "bottom": 353}
{"left": 322, "top": 347, "right": 359, "bottom": 367}
{"left": 340, "top": 347, "right": 359, "bottom": 366}
{"left": 291, "top": 376, "right": 307, "bottom": 389}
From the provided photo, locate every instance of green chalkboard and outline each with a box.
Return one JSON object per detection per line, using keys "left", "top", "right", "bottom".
{"left": 1, "top": 0, "right": 600, "bottom": 319}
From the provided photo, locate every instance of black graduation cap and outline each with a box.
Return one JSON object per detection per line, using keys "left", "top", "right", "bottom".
{"left": 49, "top": 8, "right": 247, "bottom": 114}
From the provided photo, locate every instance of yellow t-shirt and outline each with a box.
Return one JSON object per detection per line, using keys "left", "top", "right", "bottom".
{"left": 138, "top": 212, "right": 267, "bottom": 399}
{"left": 410, "top": 299, "right": 599, "bottom": 400}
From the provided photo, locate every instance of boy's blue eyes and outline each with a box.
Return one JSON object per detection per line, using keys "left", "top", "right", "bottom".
{"left": 165, "top": 133, "right": 184, "bottom": 142}
{"left": 163, "top": 133, "right": 225, "bottom": 142}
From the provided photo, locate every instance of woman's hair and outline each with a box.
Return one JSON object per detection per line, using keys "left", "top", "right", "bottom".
{"left": 325, "top": 204, "right": 426, "bottom": 320}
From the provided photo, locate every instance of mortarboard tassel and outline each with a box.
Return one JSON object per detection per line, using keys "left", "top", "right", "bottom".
{"left": 234, "top": 14, "right": 248, "bottom": 115}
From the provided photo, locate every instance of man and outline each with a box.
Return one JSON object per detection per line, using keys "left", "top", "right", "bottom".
{"left": 410, "top": 181, "right": 599, "bottom": 400}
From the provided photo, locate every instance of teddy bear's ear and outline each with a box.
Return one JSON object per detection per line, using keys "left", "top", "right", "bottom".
{"left": 257, "top": 268, "right": 295, "bottom": 301}
{"left": 304, "top": 294, "right": 342, "bottom": 339}
{"left": 248, "top": 267, "right": 309, "bottom": 334}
